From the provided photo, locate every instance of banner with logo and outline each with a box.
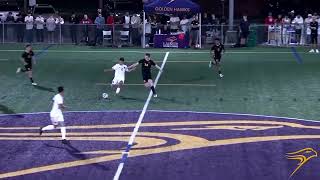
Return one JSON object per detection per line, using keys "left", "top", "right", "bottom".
{"left": 144, "top": 0, "right": 200, "bottom": 14}
{"left": 154, "top": 34, "right": 188, "bottom": 48}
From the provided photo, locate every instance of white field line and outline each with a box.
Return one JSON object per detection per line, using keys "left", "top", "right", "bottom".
{"left": 0, "top": 49, "right": 302, "bottom": 54}
{"left": 96, "top": 83, "right": 216, "bottom": 87}
{"left": 112, "top": 52, "right": 170, "bottom": 180}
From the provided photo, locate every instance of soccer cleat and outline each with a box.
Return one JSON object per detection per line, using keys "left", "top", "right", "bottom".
{"left": 16, "top": 67, "right": 21, "bottom": 73}
{"left": 62, "top": 139, "right": 69, "bottom": 144}
{"left": 219, "top": 74, "right": 224, "bottom": 78}
{"left": 39, "top": 127, "right": 43, "bottom": 136}
{"left": 32, "top": 82, "right": 38, "bottom": 86}
{"left": 153, "top": 94, "right": 158, "bottom": 98}
{"left": 309, "top": 49, "right": 315, "bottom": 53}
{"left": 116, "top": 87, "right": 121, "bottom": 94}
{"left": 316, "top": 49, "right": 319, "bottom": 53}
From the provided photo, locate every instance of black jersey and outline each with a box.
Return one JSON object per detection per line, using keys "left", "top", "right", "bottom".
{"left": 22, "top": 51, "right": 34, "bottom": 65}
{"left": 211, "top": 44, "right": 225, "bottom": 58}
{"left": 310, "top": 21, "right": 318, "bottom": 35}
{"left": 139, "top": 59, "right": 156, "bottom": 74}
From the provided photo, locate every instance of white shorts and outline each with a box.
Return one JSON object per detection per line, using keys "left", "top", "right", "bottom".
{"left": 112, "top": 77, "right": 125, "bottom": 85}
{"left": 50, "top": 115, "right": 64, "bottom": 125}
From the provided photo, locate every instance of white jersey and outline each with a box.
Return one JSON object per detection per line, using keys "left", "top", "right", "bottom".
{"left": 112, "top": 64, "right": 128, "bottom": 80}
{"left": 50, "top": 94, "right": 63, "bottom": 117}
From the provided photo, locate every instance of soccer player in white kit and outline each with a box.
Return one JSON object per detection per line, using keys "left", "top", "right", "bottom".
{"left": 104, "top": 57, "right": 134, "bottom": 94}
{"left": 39, "top": 86, "right": 67, "bottom": 144}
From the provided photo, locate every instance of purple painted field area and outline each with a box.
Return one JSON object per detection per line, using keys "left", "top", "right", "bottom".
{"left": 1, "top": 111, "right": 320, "bottom": 180}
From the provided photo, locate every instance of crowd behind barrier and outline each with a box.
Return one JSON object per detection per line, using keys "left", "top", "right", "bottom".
{"left": 1, "top": 11, "right": 320, "bottom": 48}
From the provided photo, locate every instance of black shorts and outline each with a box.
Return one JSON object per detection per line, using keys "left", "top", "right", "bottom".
{"left": 142, "top": 73, "right": 152, "bottom": 83}
{"left": 213, "top": 55, "right": 221, "bottom": 63}
{"left": 241, "top": 31, "right": 249, "bottom": 39}
{"left": 24, "top": 64, "right": 32, "bottom": 71}
{"left": 311, "top": 34, "right": 318, "bottom": 44}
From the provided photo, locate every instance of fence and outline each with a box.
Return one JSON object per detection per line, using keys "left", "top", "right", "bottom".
{"left": 0, "top": 22, "right": 318, "bottom": 48}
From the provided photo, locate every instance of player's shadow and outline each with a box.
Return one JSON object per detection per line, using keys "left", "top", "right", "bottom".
{"left": 34, "top": 85, "right": 55, "bottom": 93}
{"left": 118, "top": 96, "right": 145, "bottom": 102}
{"left": 45, "top": 142, "right": 109, "bottom": 171}
{"left": 154, "top": 97, "right": 185, "bottom": 105}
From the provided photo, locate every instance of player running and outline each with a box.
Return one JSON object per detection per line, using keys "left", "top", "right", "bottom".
{"left": 104, "top": 57, "right": 134, "bottom": 95}
{"left": 309, "top": 15, "right": 319, "bottom": 53}
{"left": 40, "top": 86, "right": 67, "bottom": 144}
{"left": 129, "top": 53, "right": 162, "bottom": 97}
{"left": 209, "top": 38, "right": 225, "bottom": 78}
{"left": 16, "top": 44, "right": 37, "bottom": 86}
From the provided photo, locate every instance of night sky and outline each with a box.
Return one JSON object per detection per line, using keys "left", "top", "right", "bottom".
{"left": 16, "top": 0, "right": 320, "bottom": 18}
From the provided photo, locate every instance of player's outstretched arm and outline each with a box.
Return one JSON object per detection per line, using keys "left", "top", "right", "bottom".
{"left": 128, "top": 62, "right": 139, "bottom": 69}
{"left": 155, "top": 64, "right": 163, "bottom": 72}
{"left": 127, "top": 67, "right": 136, "bottom": 72}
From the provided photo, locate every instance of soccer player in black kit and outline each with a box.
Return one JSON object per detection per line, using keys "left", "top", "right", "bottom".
{"left": 309, "top": 15, "right": 319, "bottom": 53}
{"left": 129, "top": 53, "right": 162, "bottom": 97}
{"left": 16, "top": 44, "right": 37, "bottom": 85}
{"left": 209, "top": 38, "right": 225, "bottom": 78}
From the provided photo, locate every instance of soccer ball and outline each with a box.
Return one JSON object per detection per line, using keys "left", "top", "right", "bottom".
{"left": 102, "top": 93, "right": 109, "bottom": 99}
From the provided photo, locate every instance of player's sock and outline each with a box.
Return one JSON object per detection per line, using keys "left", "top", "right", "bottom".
{"left": 150, "top": 86, "right": 157, "bottom": 95}
{"left": 42, "top": 125, "right": 55, "bottom": 131}
{"left": 60, "top": 127, "right": 66, "bottom": 140}
{"left": 116, "top": 87, "right": 121, "bottom": 94}
{"left": 30, "top": 78, "right": 34, "bottom": 83}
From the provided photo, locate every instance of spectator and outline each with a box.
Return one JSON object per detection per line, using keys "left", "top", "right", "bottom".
{"left": 69, "top": 13, "right": 78, "bottom": 44}
{"left": 130, "top": 14, "right": 141, "bottom": 45}
{"left": 16, "top": 13, "right": 24, "bottom": 42}
{"left": 35, "top": 14, "right": 45, "bottom": 42}
{"left": 265, "top": 12, "right": 275, "bottom": 26}
{"left": 145, "top": 16, "right": 152, "bottom": 47}
{"left": 210, "top": 14, "right": 219, "bottom": 25}
{"left": 150, "top": 16, "right": 157, "bottom": 44}
{"left": 29, "top": 0, "right": 36, "bottom": 11}
{"left": 239, "top": 15, "right": 250, "bottom": 47}
{"left": 282, "top": 15, "right": 291, "bottom": 45}
{"left": 292, "top": 15, "right": 304, "bottom": 44}
{"left": 80, "top": 14, "right": 93, "bottom": 43}
{"left": 189, "top": 15, "right": 199, "bottom": 48}
{"left": 6, "top": 12, "right": 15, "bottom": 22}
{"left": 123, "top": 12, "right": 130, "bottom": 30}
{"left": 289, "top": 10, "right": 295, "bottom": 21}
{"left": 24, "top": 12, "right": 34, "bottom": 43}
{"left": 46, "top": 15, "right": 56, "bottom": 43}
{"left": 202, "top": 13, "right": 210, "bottom": 25}
{"left": 305, "top": 14, "right": 313, "bottom": 45}
{"left": 309, "top": 15, "right": 319, "bottom": 53}
{"left": 106, "top": 13, "right": 114, "bottom": 31}
{"left": 55, "top": 14, "right": 65, "bottom": 25}
{"left": 94, "top": 13, "right": 105, "bottom": 45}
{"left": 169, "top": 15, "right": 180, "bottom": 33}
{"left": 180, "top": 15, "right": 189, "bottom": 33}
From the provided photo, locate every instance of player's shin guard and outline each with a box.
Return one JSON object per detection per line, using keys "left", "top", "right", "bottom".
{"left": 150, "top": 86, "right": 156, "bottom": 95}
{"left": 60, "top": 127, "right": 66, "bottom": 140}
